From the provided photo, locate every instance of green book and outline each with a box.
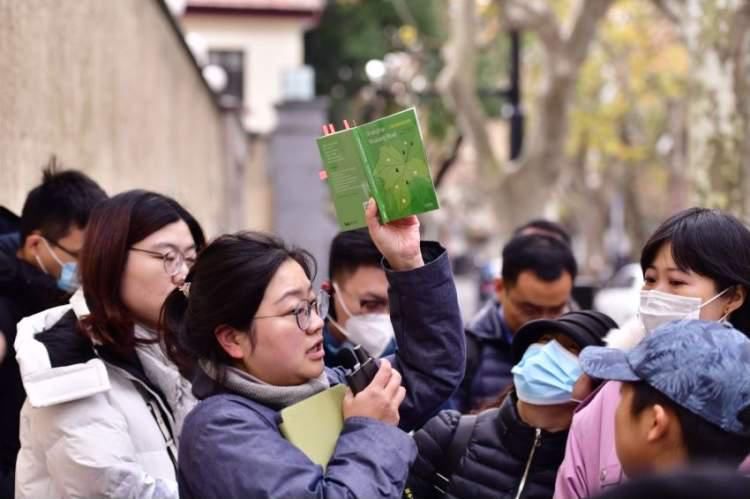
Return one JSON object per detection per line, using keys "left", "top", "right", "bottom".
{"left": 317, "top": 107, "right": 440, "bottom": 231}
{"left": 279, "top": 384, "right": 346, "bottom": 469}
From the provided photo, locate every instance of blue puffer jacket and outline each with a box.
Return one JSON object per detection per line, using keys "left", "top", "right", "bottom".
{"left": 178, "top": 242, "right": 465, "bottom": 499}
{"left": 449, "top": 301, "right": 515, "bottom": 413}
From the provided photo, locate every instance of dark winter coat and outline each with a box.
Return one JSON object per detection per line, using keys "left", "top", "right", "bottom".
{"left": 449, "top": 300, "right": 516, "bottom": 413}
{"left": 178, "top": 242, "right": 465, "bottom": 499}
{"left": 408, "top": 392, "right": 569, "bottom": 499}
{"left": 0, "top": 234, "right": 67, "bottom": 474}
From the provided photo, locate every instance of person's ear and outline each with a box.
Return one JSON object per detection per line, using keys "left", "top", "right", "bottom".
{"left": 215, "top": 325, "right": 248, "bottom": 360}
{"left": 22, "top": 232, "right": 44, "bottom": 255}
{"left": 724, "top": 285, "right": 747, "bottom": 317}
{"left": 646, "top": 403, "right": 671, "bottom": 443}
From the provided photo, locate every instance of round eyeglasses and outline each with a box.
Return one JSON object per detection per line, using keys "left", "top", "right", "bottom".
{"left": 254, "top": 291, "right": 330, "bottom": 331}
{"left": 130, "top": 247, "right": 197, "bottom": 277}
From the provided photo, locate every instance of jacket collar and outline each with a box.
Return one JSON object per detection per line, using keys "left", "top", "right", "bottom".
{"left": 0, "top": 237, "right": 67, "bottom": 310}
{"left": 0, "top": 232, "right": 20, "bottom": 255}
{"left": 466, "top": 300, "right": 514, "bottom": 344}
{"left": 495, "top": 392, "right": 569, "bottom": 466}
{"left": 16, "top": 301, "right": 168, "bottom": 408}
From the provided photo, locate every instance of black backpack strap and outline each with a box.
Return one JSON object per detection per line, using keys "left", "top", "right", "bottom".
{"left": 433, "top": 414, "right": 478, "bottom": 495}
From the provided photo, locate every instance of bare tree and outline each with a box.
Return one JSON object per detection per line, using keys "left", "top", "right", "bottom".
{"left": 727, "top": 1, "right": 750, "bottom": 217}
{"left": 437, "top": 0, "right": 616, "bottom": 231}
{"left": 656, "top": 0, "right": 750, "bottom": 215}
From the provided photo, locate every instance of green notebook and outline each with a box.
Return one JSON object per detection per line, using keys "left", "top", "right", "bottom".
{"left": 279, "top": 384, "right": 346, "bottom": 469}
{"left": 317, "top": 107, "right": 440, "bottom": 231}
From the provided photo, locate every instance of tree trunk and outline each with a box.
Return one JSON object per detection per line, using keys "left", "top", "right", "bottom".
{"left": 436, "top": 0, "right": 616, "bottom": 231}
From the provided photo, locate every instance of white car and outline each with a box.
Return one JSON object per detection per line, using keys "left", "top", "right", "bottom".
{"left": 593, "top": 263, "right": 644, "bottom": 326}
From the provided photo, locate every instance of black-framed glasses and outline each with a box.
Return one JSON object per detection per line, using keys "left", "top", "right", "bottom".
{"left": 254, "top": 291, "right": 330, "bottom": 331}
{"left": 46, "top": 238, "right": 80, "bottom": 259}
{"left": 130, "top": 247, "right": 197, "bottom": 276}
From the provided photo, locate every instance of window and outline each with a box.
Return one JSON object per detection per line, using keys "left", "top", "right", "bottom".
{"left": 208, "top": 50, "right": 245, "bottom": 106}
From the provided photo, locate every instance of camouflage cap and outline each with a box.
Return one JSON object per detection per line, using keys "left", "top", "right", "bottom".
{"left": 580, "top": 319, "right": 750, "bottom": 434}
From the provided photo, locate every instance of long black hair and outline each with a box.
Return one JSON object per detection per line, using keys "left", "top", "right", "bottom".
{"left": 640, "top": 207, "right": 750, "bottom": 335}
{"left": 160, "top": 231, "right": 316, "bottom": 371}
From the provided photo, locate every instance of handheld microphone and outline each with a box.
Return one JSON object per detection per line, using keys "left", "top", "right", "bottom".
{"left": 337, "top": 345, "right": 379, "bottom": 394}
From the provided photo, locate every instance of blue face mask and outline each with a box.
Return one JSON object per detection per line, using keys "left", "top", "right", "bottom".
{"left": 56, "top": 262, "right": 80, "bottom": 293}
{"left": 511, "top": 339, "right": 582, "bottom": 405}
{"left": 37, "top": 238, "right": 80, "bottom": 293}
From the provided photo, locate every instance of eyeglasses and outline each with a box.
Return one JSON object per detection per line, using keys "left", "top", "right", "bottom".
{"left": 46, "top": 238, "right": 80, "bottom": 259}
{"left": 130, "top": 247, "right": 197, "bottom": 276}
{"left": 254, "top": 291, "right": 330, "bottom": 331}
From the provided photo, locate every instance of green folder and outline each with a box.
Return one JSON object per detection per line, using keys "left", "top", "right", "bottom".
{"left": 317, "top": 107, "right": 440, "bottom": 231}
{"left": 279, "top": 384, "right": 347, "bottom": 469}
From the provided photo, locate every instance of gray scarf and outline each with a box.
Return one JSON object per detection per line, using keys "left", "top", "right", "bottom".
{"left": 134, "top": 325, "right": 197, "bottom": 440}
{"left": 200, "top": 360, "right": 330, "bottom": 410}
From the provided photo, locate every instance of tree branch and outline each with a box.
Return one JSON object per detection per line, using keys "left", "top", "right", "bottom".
{"left": 498, "top": 0, "right": 562, "bottom": 52}
{"left": 436, "top": 0, "right": 501, "bottom": 177}
{"left": 564, "top": 0, "right": 618, "bottom": 70}
{"left": 728, "top": 0, "right": 750, "bottom": 120}
{"left": 727, "top": 1, "right": 750, "bottom": 217}
{"left": 651, "top": 0, "right": 681, "bottom": 26}
{"left": 434, "top": 134, "right": 464, "bottom": 188}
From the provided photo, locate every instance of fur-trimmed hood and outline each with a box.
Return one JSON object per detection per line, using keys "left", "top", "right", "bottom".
{"left": 602, "top": 316, "right": 646, "bottom": 352}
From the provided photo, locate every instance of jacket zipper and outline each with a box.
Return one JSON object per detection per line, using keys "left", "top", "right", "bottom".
{"left": 107, "top": 364, "right": 180, "bottom": 469}
{"left": 514, "top": 428, "right": 542, "bottom": 499}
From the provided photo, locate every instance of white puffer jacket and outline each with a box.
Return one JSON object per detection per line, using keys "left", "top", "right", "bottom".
{"left": 14, "top": 293, "right": 195, "bottom": 499}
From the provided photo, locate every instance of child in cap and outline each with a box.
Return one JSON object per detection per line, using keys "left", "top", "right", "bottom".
{"left": 579, "top": 319, "right": 750, "bottom": 479}
{"left": 408, "top": 310, "right": 617, "bottom": 499}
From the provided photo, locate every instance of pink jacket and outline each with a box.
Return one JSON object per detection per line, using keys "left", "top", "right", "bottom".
{"left": 553, "top": 381, "right": 624, "bottom": 498}
{"left": 554, "top": 319, "right": 750, "bottom": 499}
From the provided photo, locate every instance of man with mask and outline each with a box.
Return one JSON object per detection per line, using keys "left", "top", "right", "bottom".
{"left": 0, "top": 164, "right": 107, "bottom": 497}
{"left": 322, "top": 228, "right": 395, "bottom": 366}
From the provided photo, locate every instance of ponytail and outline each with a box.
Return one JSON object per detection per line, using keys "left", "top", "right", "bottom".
{"left": 160, "top": 286, "right": 194, "bottom": 377}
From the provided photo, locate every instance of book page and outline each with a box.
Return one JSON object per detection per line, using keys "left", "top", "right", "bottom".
{"left": 317, "top": 131, "right": 372, "bottom": 230}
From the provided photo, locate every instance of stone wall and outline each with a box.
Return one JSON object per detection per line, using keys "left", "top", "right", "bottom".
{"left": 0, "top": 0, "right": 253, "bottom": 236}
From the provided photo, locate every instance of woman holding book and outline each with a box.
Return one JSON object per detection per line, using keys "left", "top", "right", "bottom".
{"left": 165, "top": 199, "right": 465, "bottom": 498}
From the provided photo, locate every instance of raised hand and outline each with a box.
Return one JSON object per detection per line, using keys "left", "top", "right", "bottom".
{"left": 365, "top": 198, "right": 424, "bottom": 271}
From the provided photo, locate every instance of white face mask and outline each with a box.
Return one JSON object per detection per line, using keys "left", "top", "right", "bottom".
{"left": 329, "top": 282, "right": 395, "bottom": 358}
{"left": 639, "top": 288, "right": 730, "bottom": 333}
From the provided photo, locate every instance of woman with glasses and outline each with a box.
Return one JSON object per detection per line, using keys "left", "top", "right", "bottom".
{"left": 14, "top": 190, "right": 204, "bottom": 499}
{"left": 163, "top": 200, "right": 465, "bottom": 498}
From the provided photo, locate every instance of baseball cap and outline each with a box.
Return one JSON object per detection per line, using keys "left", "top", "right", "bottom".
{"left": 580, "top": 319, "right": 750, "bottom": 434}
{"left": 512, "top": 310, "right": 617, "bottom": 364}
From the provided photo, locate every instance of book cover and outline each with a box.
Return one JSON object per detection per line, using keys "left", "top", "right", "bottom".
{"left": 279, "top": 384, "right": 346, "bottom": 469}
{"left": 317, "top": 108, "right": 440, "bottom": 231}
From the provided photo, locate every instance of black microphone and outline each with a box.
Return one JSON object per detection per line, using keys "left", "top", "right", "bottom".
{"left": 337, "top": 345, "right": 379, "bottom": 394}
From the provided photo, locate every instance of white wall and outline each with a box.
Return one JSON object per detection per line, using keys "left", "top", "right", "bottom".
{"left": 181, "top": 14, "right": 307, "bottom": 134}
